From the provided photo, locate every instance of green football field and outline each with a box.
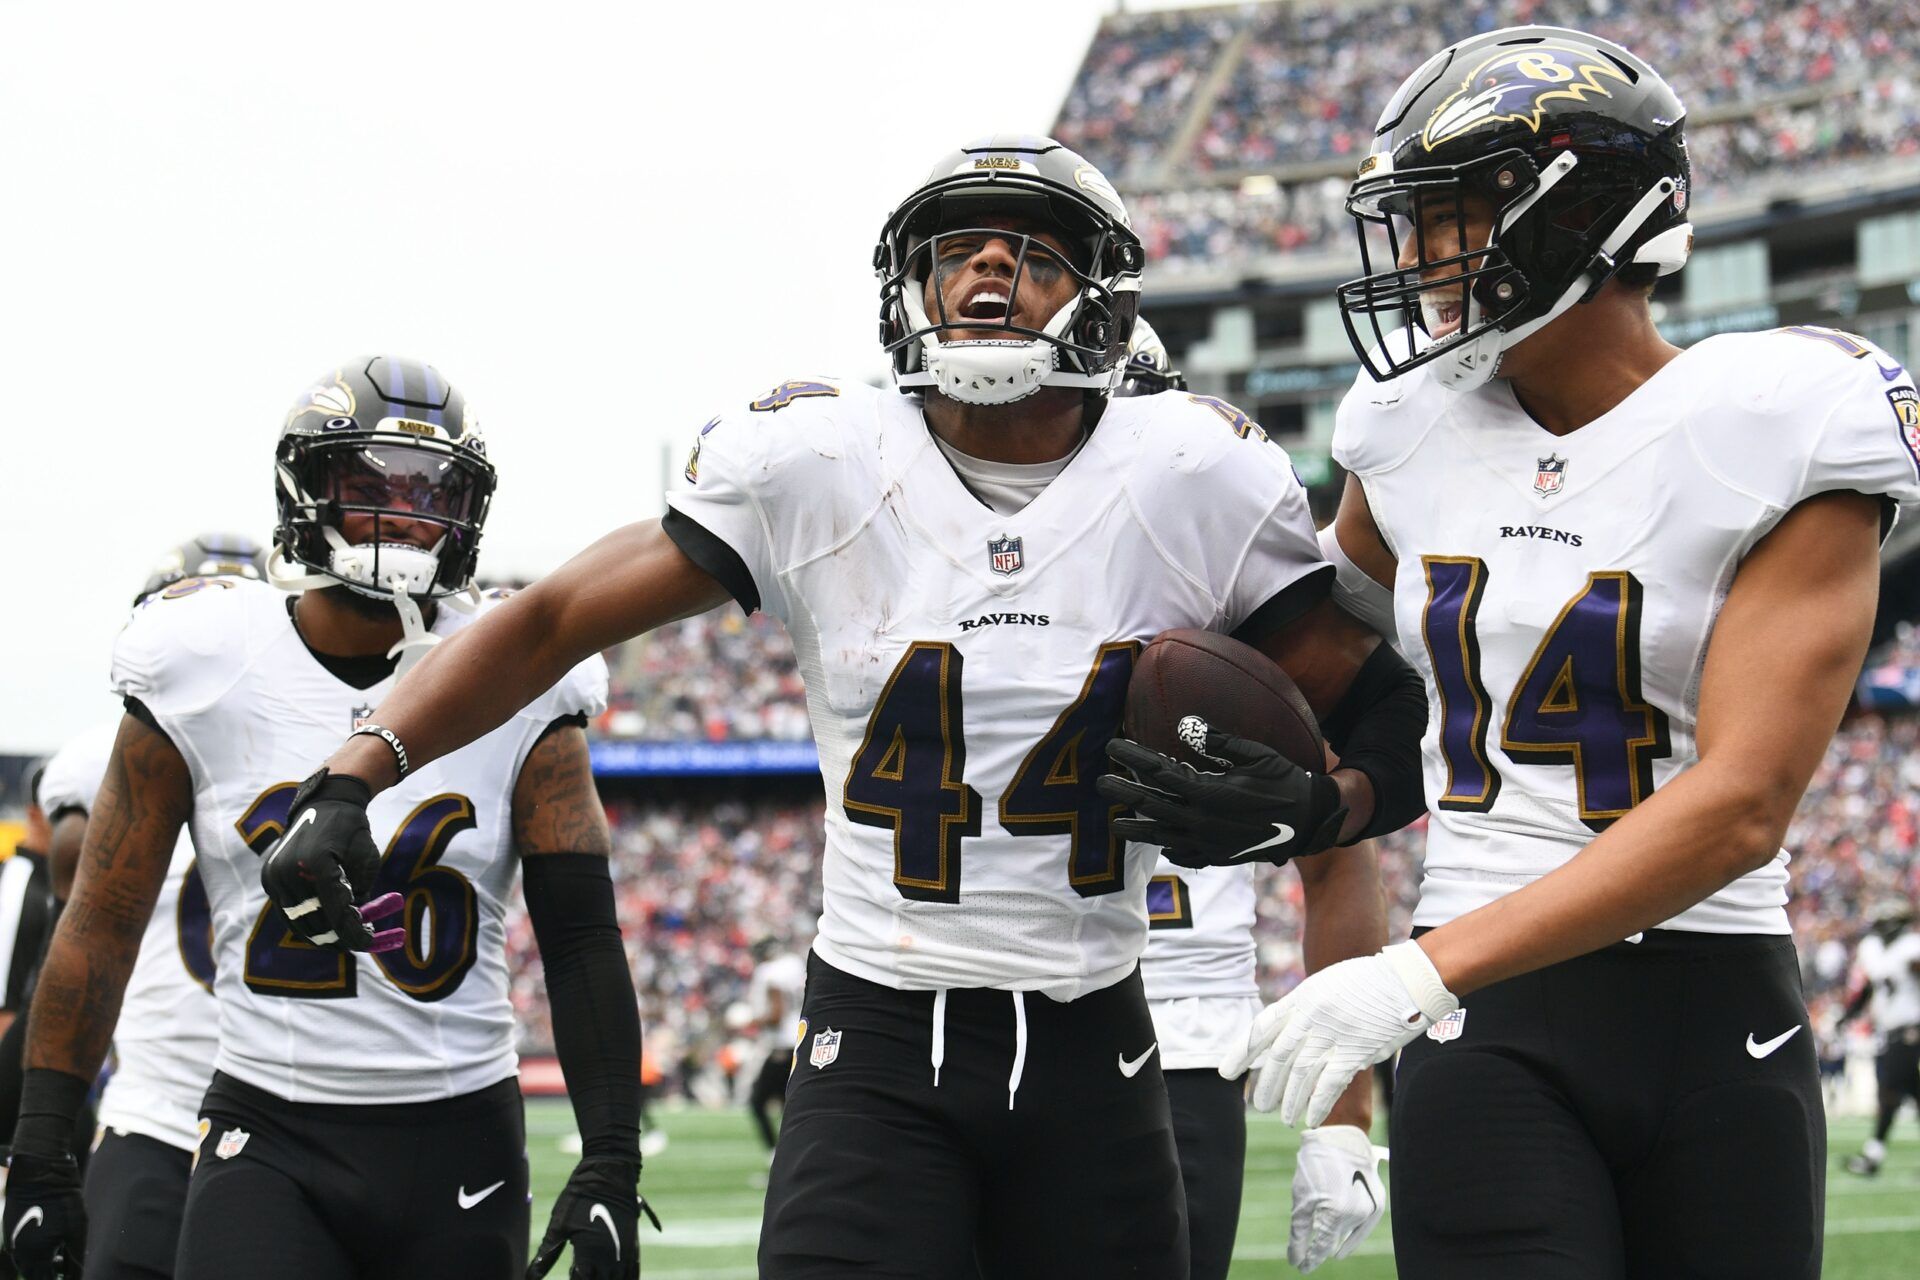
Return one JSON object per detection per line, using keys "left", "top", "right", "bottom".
{"left": 527, "top": 1101, "right": 1920, "bottom": 1277}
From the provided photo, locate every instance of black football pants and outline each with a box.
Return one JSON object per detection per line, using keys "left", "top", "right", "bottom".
{"left": 83, "top": 1130, "right": 191, "bottom": 1280}
{"left": 174, "top": 1072, "right": 528, "bottom": 1280}
{"left": 1391, "top": 930, "right": 1823, "bottom": 1280}
{"left": 1164, "top": 1068, "right": 1247, "bottom": 1280}
{"left": 758, "top": 952, "right": 1188, "bottom": 1279}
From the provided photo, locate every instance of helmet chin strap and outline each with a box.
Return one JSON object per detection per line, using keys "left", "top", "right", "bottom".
{"left": 267, "top": 544, "right": 481, "bottom": 678}
{"left": 1436, "top": 165, "right": 1686, "bottom": 392}
{"left": 897, "top": 287, "right": 1115, "bottom": 405}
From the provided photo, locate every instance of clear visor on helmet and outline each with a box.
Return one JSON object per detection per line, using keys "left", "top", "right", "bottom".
{"left": 319, "top": 441, "right": 485, "bottom": 528}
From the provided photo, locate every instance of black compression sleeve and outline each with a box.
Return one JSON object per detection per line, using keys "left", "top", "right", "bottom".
{"left": 522, "top": 854, "right": 641, "bottom": 1162}
{"left": 1320, "top": 641, "right": 1428, "bottom": 840}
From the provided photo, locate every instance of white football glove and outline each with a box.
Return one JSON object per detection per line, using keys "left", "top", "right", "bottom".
{"left": 1288, "top": 1125, "right": 1387, "bottom": 1273}
{"left": 1222, "top": 941, "right": 1458, "bottom": 1128}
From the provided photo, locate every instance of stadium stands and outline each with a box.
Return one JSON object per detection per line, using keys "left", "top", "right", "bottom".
{"left": 1048, "top": 0, "right": 1920, "bottom": 274}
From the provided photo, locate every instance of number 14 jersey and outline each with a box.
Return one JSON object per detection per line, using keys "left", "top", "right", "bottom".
{"left": 1336, "top": 327, "right": 1920, "bottom": 933}
{"left": 668, "top": 381, "right": 1329, "bottom": 999}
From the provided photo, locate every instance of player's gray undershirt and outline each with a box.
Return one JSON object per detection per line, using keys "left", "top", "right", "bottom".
{"left": 931, "top": 431, "right": 1084, "bottom": 516}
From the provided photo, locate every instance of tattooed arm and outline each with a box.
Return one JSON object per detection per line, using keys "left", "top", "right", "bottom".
{"left": 24, "top": 712, "right": 192, "bottom": 1080}
{"left": 515, "top": 721, "right": 650, "bottom": 1271}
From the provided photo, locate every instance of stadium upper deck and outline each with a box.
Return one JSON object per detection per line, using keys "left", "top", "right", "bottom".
{"left": 1052, "top": 0, "right": 1920, "bottom": 281}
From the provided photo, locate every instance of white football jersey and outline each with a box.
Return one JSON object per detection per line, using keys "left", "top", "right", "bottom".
{"left": 1140, "top": 859, "right": 1257, "bottom": 1000}
{"left": 1860, "top": 931, "right": 1920, "bottom": 1032}
{"left": 668, "top": 379, "right": 1328, "bottom": 999}
{"left": 40, "top": 720, "right": 213, "bottom": 1151}
{"left": 1336, "top": 327, "right": 1920, "bottom": 933}
{"left": 748, "top": 952, "right": 808, "bottom": 1047}
{"left": 112, "top": 577, "right": 606, "bottom": 1105}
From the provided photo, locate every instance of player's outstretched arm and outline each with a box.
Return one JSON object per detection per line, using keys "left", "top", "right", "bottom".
{"left": 515, "top": 724, "right": 656, "bottom": 1280}
{"left": 329, "top": 519, "right": 731, "bottom": 791}
{"left": 264, "top": 522, "right": 732, "bottom": 954}
{"left": 1227, "top": 489, "right": 1885, "bottom": 1128}
{"left": 6, "top": 713, "right": 190, "bottom": 1280}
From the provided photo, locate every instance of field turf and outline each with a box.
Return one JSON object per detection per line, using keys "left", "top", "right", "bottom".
{"left": 527, "top": 1101, "right": 1920, "bottom": 1277}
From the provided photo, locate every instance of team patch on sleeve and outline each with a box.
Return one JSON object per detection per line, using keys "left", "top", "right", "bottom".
{"left": 749, "top": 379, "right": 839, "bottom": 413}
{"left": 1891, "top": 385, "right": 1920, "bottom": 476}
{"left": 1185, "top": 394, "right": 1268, "bottom": 442}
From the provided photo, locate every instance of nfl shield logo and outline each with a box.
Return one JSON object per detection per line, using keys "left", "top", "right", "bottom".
{"left": 988, "top": 535, "right": 1024, "bottom": 577}
{"left": 215, "top": 1126, "right": 251, "bottom": 1160}
{"left": 351, "top": 704, "right": 376, "bottom": 732}
{"left": 1426, "top": 1009, "right": 1467, "bottom": 1044}
{"left": 809, "top": 1027, "right": 842, "bottom": 1069}
{"left": 1533, "top": 453, "right": 1567, "bottom": 497}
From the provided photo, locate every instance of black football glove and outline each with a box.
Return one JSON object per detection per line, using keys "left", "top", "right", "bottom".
{"left": 527, "top": 1156, "right": 661, "bottom": 1280}
{"left": 259, "top": 769, "right": 406, "bottom": 954}
{"left": 3, "top": 1149, "right": 87, "bottom": 1280}
{"left": 1098, "top": 725, "right": 1348, "bottom": 868}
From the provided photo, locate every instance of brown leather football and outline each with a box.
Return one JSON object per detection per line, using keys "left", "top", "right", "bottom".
{"left": 1123, "top": 629, "right": 1324, "bottom": 770}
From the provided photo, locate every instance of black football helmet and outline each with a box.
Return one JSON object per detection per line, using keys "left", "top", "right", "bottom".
{"left": 1337, "top": 26, "right": 1693, "bottom": 388}
{"left": 135, "top": 531, "right": 267, "bottom": 604}
{"left": 272, "top": 357, "right": 495, "bottom": 601}
{"left": 1116, "top": 317, "right": 1188, "bottom": 397}
{"left": 876, "top": 135, "right": 1144, "bottom": 405}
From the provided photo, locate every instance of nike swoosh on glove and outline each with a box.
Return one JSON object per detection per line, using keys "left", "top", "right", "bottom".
{"left": 4, "top": 1150, "right": 87, "bottom": 1280}
{"left": 260, "top": 769, "right": 406, "bottom": 953}
{"left": 527, "top": 1156, "right": 661, "bottom": 1280}
{"left": 1097, "top": 727, "right": 1347, "bottom": 868}
{"left": 1223, "top": 941, "right": 1458, "bottom": 1128}
{"left": 1288, "top": 1125, "right": 1387, "bottom": 1273}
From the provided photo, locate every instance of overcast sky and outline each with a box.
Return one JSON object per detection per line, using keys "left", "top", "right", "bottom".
{"left": 1, "top": 0, "right": 1185, "bottom": 752}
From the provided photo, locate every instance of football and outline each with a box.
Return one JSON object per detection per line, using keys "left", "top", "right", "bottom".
{"left": 1123, "top": 628, "right": 1325, "bottom": 771}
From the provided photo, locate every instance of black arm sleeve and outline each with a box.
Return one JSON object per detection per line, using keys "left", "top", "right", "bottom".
{"left": 1319, "top": 641, "right": 1428, "bottom": 841}
{"left": 522, "top": 853, "right": 642, "bottom": 1162}
{"left": 662, "top": 507, "right": 759, "bottom": 614}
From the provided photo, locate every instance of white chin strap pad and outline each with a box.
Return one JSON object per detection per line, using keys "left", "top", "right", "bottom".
{"left": 899, "top": 282, "right": 1089, "bottom": 406}
{"left": 321, "top": 527, "right": 444, "bottom": 598}
{"left": 922, "top": 339, "right": 1057, "bottom": 405}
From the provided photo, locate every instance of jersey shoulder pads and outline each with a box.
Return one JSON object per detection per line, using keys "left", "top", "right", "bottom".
{"left": 112, "top": 575, "right": 283, "bottom": 721}
{"left": 37, "top": 720, "right": 119, "bottom": 819}
{"left": 1332, "top": 360, "right": 1444, "bottom": 478}
{"left": 1685, "top": 329, "right": 1920, "bottom": 513}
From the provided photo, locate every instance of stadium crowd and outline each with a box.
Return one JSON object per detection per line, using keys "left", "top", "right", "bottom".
{"left": 1047, "top": 0, "right": 1920, "bottom": 274}
{"left": 507, "top": 618, "right": 1920, "bottom": 1090}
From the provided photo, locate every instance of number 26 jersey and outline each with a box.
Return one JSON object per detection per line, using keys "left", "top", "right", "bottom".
{"left": 1336, "top": 328, "right": 1920, "bottom": 933}
{"left": 111, "top": 578, "right": 606, "bottom": 1104}
{"left": 667, "top": 380, "right": 1329, "bottom": 999}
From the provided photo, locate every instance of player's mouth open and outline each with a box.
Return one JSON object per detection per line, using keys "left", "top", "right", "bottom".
{"left": 1422, "top": 298, "right": 1463, "bottom": 340}
{"left": 959, "top": 289, "right": 1012, "bottom": 323}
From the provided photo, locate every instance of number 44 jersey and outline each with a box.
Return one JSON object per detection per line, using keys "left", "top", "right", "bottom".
{"left": 668, "top": 380, "right": 1329, "bottom": 1000}
{"left": 111, "top": 578, "right": 607, "bottom": 1104}
{"left": 1337, "top": 327, "right": 1920, "bottom": 934}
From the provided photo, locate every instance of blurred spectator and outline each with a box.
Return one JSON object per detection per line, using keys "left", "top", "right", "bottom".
{"left": 1045, "top": 0, "right": 1920, "bottom": 276}
{"left": 1054, "top": 6, "right": 1241, "bottom": 185}
{"left": 598, "top": 611, "right": 809, "bottom": 741}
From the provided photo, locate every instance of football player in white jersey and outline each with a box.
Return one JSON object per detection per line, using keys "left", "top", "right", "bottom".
{"left": 1184, "top": 26, "right": 1920, "bottom": 1279}
{"left": 743, "top": 939, "right": 806, "bottom": 1153}
{"left": 1118, "top": 324, "right": 1386, "bottom": 1277}
{"left": 1841, "top": 900, "right": 1920, "bottom": 1176}
{"left": 4, "top": 359, "right": 651, "bottom": 1280}
{"left": 263, "top": 137, "right": 1429, "bottom": 1278}
{"left": 29, "top": 534, "right": 263, "bottom": 1280}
